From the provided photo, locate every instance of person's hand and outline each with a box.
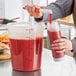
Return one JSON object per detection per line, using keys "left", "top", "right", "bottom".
{"left": 51, "top": 38, "right": 73, "bottom": 53}
{"left": 23, "top": 5, "right": 43, "bottom": 18}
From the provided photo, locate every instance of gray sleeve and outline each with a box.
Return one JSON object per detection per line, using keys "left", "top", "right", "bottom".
{"left": 72, "top": 38, "right": 76, "bottom": 53}
{"left": 42, "top": 0, "right": 73, "bottom": 21}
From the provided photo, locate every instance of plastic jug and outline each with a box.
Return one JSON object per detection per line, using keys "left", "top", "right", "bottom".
{"left": 47, "top": 21, "right": 64, "bottom": 61}
{"left": 7, "top": 19, "right": 44, "bottom": 71}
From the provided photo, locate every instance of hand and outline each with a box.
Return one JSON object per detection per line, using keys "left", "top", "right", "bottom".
{"left": 51, "top": 38, "right": 73, "bottom": 53}
{"left": 23, "top": 5, "right": 43, "bottom": 18}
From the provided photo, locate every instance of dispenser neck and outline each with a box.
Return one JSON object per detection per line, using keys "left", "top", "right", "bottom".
{"left": 50, "top": 14, "right": 52, "bottom": 24}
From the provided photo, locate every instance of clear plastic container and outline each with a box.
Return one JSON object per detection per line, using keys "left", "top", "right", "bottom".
{"left": 7, "top": 21, "right": 44, "bottom": 71}
{"left": 47, "top": 21, "right": 64, "bottom": 61}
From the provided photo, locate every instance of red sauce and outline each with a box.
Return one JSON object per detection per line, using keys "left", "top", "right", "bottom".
{"left": 10, "top": 37, "right": 43, "bottom": 71}
{"left": 48, "top": 30, "right": 64, "bottom": 58}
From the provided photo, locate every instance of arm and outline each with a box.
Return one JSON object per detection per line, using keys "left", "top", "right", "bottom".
{"left": 42, "top": 0, "right": 74, "bottom": 21}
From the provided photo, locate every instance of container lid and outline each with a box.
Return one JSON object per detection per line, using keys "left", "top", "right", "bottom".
{"left": 48, "top": 21, "right": 60, "bottom": 31}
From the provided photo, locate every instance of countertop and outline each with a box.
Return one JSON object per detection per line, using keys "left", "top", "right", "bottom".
{"left": 0, "top": 48, "right": 76, "bottom": 76}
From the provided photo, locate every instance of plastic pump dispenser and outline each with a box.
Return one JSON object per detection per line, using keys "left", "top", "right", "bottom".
{"left": 48, "top": 13, "right": 65, "bottom": 61}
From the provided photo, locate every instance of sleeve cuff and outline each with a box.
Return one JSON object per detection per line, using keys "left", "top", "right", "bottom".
{"left": 41, "top": 9, "right": 52, "bottom": 22}
{"left": 34, "top": 9, "right": 52, "bottom": 22}
{"left": 34, "top": 16, "right": 43, "bottom": 22}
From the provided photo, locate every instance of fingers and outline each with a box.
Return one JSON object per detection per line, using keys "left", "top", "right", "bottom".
{"left": 52, "top": 42, "right": 65, "bottom": 47}
{"left": 23, "top": 5, "right": 39, "bottom": 13}
{"left": 51, "top": 39, "right": 66, "bottom": 53}
{"left": 56, "top": 49, "right": 65, "bottom": 53}
{"left": 51, "top": 39, "right": 66, "bottom": 50}
{"left": 51, "top": 46, "right": 65, "bottom": 50}
{"left": 53, "top": 39, "right": 66, "bottom": 43}
{"left": 51, "top": 38, "right": 72, "bottom": 53}
{"left": 23, "top": 5, "right": 42, "bottom": 18}
{"left": 23, "top": 5, "right": 34, "bottom": 14}
{"left": 51, "top": 46, "right": 65, "bottom": 54}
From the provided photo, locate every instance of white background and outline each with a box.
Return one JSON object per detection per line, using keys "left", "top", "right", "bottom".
{"left": 0, "top": 0, "right": 56, "bottom": 21}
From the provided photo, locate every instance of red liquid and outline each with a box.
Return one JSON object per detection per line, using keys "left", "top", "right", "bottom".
{"left": 48, "top": 30, "right": 64, "bottom": 58}
{"left": 10, "top": 37, "right": 43, "bottom": 71}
